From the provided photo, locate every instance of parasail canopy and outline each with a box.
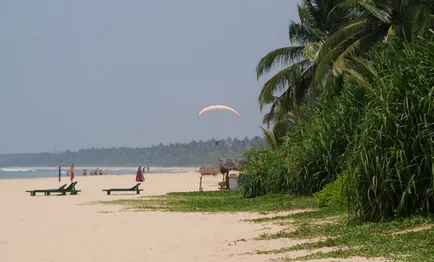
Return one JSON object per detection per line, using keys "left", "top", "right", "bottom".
{"left": 197, "top": 105, "right": 241, "bottom": 118}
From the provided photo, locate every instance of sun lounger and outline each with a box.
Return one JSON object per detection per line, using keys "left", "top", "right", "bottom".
{"left": 102, "top": 183, "right": 143, "bottom": 195}
{"left": 25, "top": 182, "right": 81, "bottom": 196}
{"left": 60, "top": 181, "right": 81, "bottom": 195}
{"left": 26, "top": 184, "right": 67, "bottom": 196}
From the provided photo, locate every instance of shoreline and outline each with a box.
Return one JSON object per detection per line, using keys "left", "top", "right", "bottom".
{"left": 0, "top": 171, "right": 201, "bottom": 181}
{"left": 0, "top": 172, "right": 200, "bottom": 181}
{"left": 0, "top": 166, "right": 200, "bottom": 180}
{"left": 0, "top": 166, "right": 200, "bottom": 170}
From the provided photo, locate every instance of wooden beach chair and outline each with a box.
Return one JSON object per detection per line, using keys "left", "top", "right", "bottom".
{"left": 26, "top": 184, "right": 67, "bottom": 196}
{"left": 102, "top": 183, "right": 143, "bottom": 195}
{"left": 61, "top": 181, "right": 81, "bottom": 195}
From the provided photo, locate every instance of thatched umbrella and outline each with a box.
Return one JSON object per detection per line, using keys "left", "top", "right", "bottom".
{"left": 199, "top": 165, "right": 220, "bottom": 176}
{"left": 219, "top": 158, "right": 246, "bottom": 189}
{"left": 198, "top": 165, "right": 220, "bottom": 191}
{"left": 220, "top": 158, "right": 246, "bottom": 173}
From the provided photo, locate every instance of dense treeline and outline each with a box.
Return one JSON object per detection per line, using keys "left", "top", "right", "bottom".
{"left": 0, "top": 137, "right": 266, "bottom": 167}
{"left": 243, "top": 0, "right": 434, "bottom": 222}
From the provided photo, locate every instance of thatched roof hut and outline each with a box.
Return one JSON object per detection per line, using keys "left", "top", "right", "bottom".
{"left": 219, "top": 158, "right": 246, "bottom": 173}
{"left": 199, "top": 165, "right": 220, "bottom": 176}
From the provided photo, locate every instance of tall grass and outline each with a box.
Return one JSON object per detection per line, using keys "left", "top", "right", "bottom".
{"left": 243, "top": 80, "right": 365, "bottom": 197}
{"left": 347, "top": 36, "right": 434, "bottom": 221}
{"left": 243, "top": 34, "right": 434, "bottom": 223}
{"left": 242, "top": 148, "right": 289, "bottom": 198}
{"left": 288, "top": 84, "right": 365, "bottom": 195}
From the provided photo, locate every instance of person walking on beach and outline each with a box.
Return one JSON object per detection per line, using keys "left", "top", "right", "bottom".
{"left": 70, "top": 162, "right": 75, "bottom": 182}
{"left": 136, "top": 166, "right": 144, "bottom": 182}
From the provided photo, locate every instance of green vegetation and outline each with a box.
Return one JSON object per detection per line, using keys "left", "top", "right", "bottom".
{"left": 346, "top": 36, "right": 434, "bottom": 221}
{"left": 0, "top": 136, "right": 266, "bottom": 167}
{"left": 313, "top": 172, "right": 348, "bottom": 208}
{"left": 245, "top": 0, "right": 434, "bottom": 222}
{"left": 247, "top": 35, "right": 434, "bottom": 221}
{"left": 251, "top": 208, "right": 434, "bottom": 262}
{"left": 232, "top": 1, "right": 434, "bottom": 260}
{"left": 97, "top": 190, "right": 315, "bottom": 213}
{"left": 256, "top": 0, "right": 349, "bottom": 126}
{"left": 243, "top": 84, "right": 364, "bottom": 197}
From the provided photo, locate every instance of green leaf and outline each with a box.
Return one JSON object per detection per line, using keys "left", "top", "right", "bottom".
{"left": 256, "top": 46, "right": 305, "bottom": 80}
{"left": 258, "top": 60, "right": 310, "bottom": 110}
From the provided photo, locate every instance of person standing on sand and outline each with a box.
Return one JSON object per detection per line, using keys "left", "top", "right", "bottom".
{"left": 70, "top": 162, "right": 75, "bottom": 182}
{"left": 136, "top": 166, "right": 144, "bottom": 182}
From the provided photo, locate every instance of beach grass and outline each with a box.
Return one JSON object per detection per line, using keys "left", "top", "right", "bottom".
{"left": 250, "top": 207, "right": 434, "bottom": 261}
{"left": 98, "top": 190, "right": 434, "bottom": 261}
{"left": 97, "top": 190, "right": 316, "bottom": 213}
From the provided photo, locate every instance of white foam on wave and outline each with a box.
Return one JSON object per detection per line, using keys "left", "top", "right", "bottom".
{"left": 0, "top": 168, "right": 36, "bottom": 172}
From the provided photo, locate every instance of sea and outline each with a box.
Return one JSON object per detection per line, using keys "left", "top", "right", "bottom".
{"left": 0, "top": 167, "right": 198, "bottom": 180}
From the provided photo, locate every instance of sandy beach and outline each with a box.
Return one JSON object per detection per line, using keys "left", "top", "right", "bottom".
{"left": 0, "top": 173, "right": 382, "bottom": 262}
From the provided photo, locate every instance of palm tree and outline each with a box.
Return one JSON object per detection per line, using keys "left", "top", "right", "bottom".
{"left": 261, "top": 88, "right": 300, "bottom": 127}
{"left": 256, "top": 0, "right": 349, "bottom": 127}
{"left": 313, "top": 0, "right": 434, "bottom": 83}
{"left": 260, "top": 122, "right": 292, "bottom": 151}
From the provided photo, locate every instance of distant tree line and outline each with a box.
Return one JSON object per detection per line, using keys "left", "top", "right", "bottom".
{"left": 0, "top": 136, "right": 266, "bottom": 167}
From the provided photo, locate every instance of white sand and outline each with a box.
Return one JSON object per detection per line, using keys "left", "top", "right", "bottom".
{"left": 0, "top": 173, "right": 384, "bottom": 262}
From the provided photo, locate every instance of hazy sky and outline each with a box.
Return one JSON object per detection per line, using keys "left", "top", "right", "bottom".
{"left": 0, "top": 0, "right": 299, "bottom": 154}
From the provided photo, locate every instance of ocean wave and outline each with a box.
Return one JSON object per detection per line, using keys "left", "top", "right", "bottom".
{"left": 0, "top": 168, "right": 36, "bottom": 172}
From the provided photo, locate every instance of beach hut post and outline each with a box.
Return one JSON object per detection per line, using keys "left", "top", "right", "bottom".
{"left": 199, "top": 174, "right": 203, "bottom": 191}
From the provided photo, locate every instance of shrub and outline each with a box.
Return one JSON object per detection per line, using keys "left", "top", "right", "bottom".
{"left": 283, "top": 82, "right": 365, "bottom": 196}
{"left": 242, "top": 82, "right": 365, "bottom": 198}
{"left": 346, "top": 36, "right": 434, "bottom": 221}
{"left": 242, "top": 148, "right": 290, "bottom": 198}
{"left": 314, "top": 172, "right": 348, "bottom": 207}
